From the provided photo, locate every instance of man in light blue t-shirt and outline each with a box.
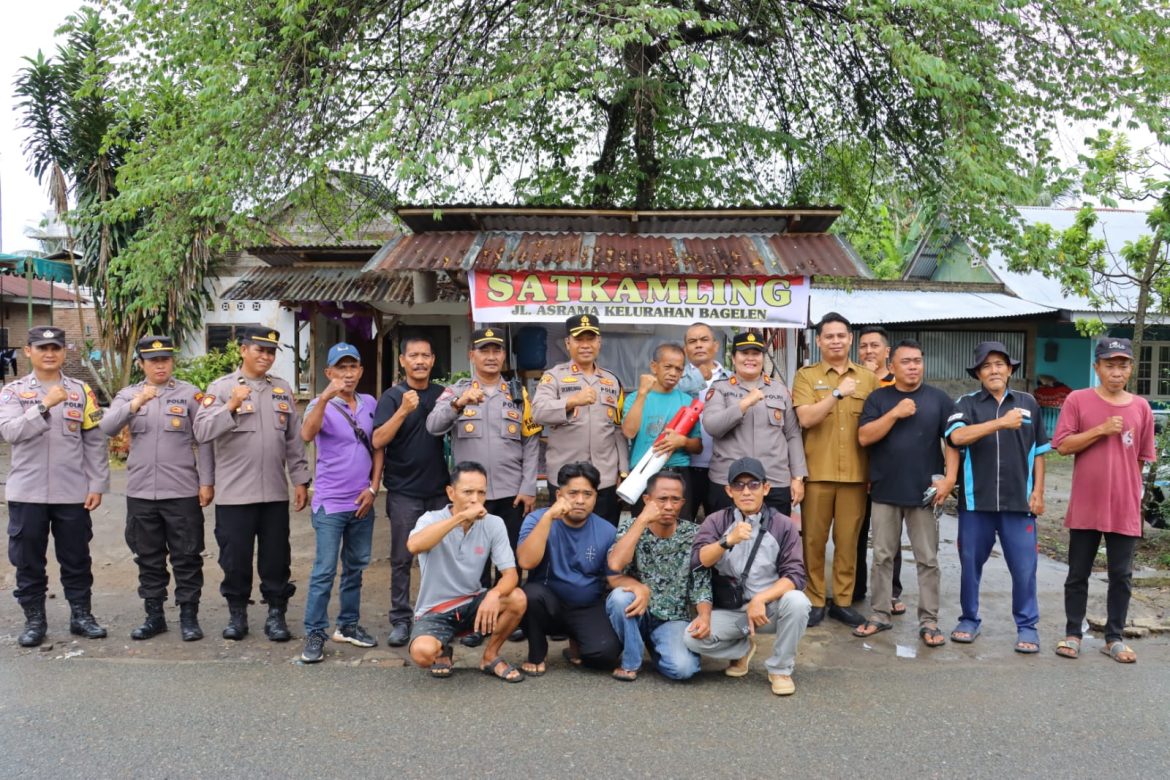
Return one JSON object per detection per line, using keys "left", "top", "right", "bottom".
{"left": 622, "top": 343, "right": 702, "bottom": 518}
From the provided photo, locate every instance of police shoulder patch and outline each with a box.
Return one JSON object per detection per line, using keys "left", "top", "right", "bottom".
{"left": 540, "top": 374, "right": 553, "bottom": 385}
{"left": 194, "top": 392, "right": 204, "bottom": 403}
{"left": 202, "top": 394, "right": 216, "bottom": 406}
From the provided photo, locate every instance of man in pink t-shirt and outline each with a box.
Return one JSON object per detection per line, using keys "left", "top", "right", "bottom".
{"left": 1051, "top": 337, "right": 1156, "bottom": 664}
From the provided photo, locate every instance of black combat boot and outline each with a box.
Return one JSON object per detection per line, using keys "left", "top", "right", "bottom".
{"left": 264, "top": 599, "right": 291, "bottom": 642}
{"left": 179, "top": 602, "right": 203, "bottom": 641}
{"left": 68, "top": 599, "right": 108, "bottom": 639}
{"left": 131, "top": 598, "right": 168, "bottom": 640}
{"left": 18, "top": 599, "right": 48, "bottom": 647}
{"left": 222, "top": 603, "right": 249, "bottom": 640}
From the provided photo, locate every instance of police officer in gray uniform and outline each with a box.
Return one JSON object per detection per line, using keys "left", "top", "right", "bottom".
{"left": 193, "top": 326, "right": 310, "bottom": 642}
{"left": 428, "top": 327, "right": 540, "bottom": 545}
{"left": 532, "top": 314, "right": 629, "bottom": 525}
{"left": 702, "top": 330, "right": 807, "bottom": 515}
{"left": 1, "top": 326, "right": 110, "bottom": 647}
{"left": 100, "top": 336, "right": 215, "bottom": 641}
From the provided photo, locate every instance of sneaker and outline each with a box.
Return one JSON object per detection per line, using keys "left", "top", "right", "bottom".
{"left": 301, "top": 630, "right": 328, "bottom": 663}
{"left": 386, "top": 621, "right": 411, "bottom": 647}
{"left": 333, "top": 624, "right": 377, "bottom": 648}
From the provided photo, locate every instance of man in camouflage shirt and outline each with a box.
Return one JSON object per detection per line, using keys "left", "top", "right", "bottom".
{"left": 605, "top": 470, "right": 712, "bottom": 681}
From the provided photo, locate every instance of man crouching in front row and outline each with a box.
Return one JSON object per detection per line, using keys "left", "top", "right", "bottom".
{"left": 406, "top": 462, "right": 527, "bottom": 682}
{"left": 685, "top": 457, "right": 811, "bottom": 696}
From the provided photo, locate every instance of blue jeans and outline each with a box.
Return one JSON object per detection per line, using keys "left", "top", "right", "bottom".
{"left": 304, "top": 508, "right": 374, "bottom": 633}
{"left": 956, "top": 510, "right": 1039, "bottom": 639}
{"left": 605, "top": 589, "right": 700, "bottom": 680}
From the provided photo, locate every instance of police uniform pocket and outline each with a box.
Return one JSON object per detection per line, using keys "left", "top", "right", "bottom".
{"left": 234, "top": 406, "right": 259, "bottom": 432}
{"left": 764, "top": 396, "right": 788, "bottom": 427}
{"left": 273, "top": 410, "right": 289, "bottom": 431}
{"left": 130, "top": 408, "right": 149, "bottom": 435}
{"left": 62, "top": 406, "right": 84, "bottom": 437}
{"left": 501, "top": 420, "right": 521, "bottom": 441}
{"left": 456, "top": 420, "right": 483, "bottom": 439}
{"left": 164, "top": 404, "right": 189, "bottom": 433}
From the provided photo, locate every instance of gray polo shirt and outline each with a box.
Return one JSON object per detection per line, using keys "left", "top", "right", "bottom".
{"left": 411, "top": 506, "right": 516, "bottom": 618}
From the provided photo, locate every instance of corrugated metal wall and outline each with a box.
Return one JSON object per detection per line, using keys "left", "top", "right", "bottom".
{"left": 806, "top": 329, "right": 1027, "bottom": 381}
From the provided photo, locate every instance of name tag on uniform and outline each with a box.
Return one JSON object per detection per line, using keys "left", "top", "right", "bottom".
{"left": 560, "top": 376, "right": 579, "bottom": 383}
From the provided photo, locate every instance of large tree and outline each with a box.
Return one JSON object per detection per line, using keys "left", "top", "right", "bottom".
{"left": 16, "top": 7, "right": 216, "bottom": 392}
{"left": 104, "top": 0, "right": 1169, "bottom": 259}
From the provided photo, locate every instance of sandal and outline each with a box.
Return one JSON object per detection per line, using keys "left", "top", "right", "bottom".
{"left": 429, "top": 657, "right": 454, "bottom": 678}
{"left": 1014, "top": 629, "right": 1040, "bottom": 654}
{"left": 520, "top": 661, "right": 546, "bottom": 676}
{"left": 1054, "top": 638, "right": 1080, "bottom": 659}
{"left": 852, "top": 619, "right": 893, "bottom": 638}
{"left": 480, "top": 656, "right": 525, "bottom": 683}
{"left": 919, "top": 624, "right": 946, "bottom": 647}
{"left": 891, "top": 600, "right": 907, "bottom": 616}
{"left": 949, "top": 621, "right": 981, "bottom": 644}
{"left": 1101, "top": 641, "right": 1136, "bottom": 664}
{"left": 612, "top": 668, "right": 638, "bottom": 682}
{"left": 561, "top": 647, "right": 582, "bottom": 667}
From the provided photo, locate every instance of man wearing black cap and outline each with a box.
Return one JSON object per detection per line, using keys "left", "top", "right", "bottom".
{"left": 1051, "top": 337, "right": 1155, "bottom": 664}
{"left": 0, "top": 326, "right": 110, "bottom": 647}
{"left": 686, "top": 457, "right": 810, "bottom": 696}
{"left": 101, "top": 336, "right": 215, "bottom": 641}
{"left": 532, "top": 314, "right": 628, "bottom": 525}
{"left": 193, "top": 325, "right": 311, "bottom": 642}
{"left": 944, "top": 340, "right": 1049, "bottom": 652}
{"left": 427, "top": 326, "right": 540, "bottom": 646}
{"left": 702, "top": 330, "right": 807, "bottom": 515}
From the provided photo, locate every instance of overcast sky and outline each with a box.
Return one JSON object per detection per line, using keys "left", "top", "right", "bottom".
{"left": 1, "top": 0, "right": 83, "bottom": 254}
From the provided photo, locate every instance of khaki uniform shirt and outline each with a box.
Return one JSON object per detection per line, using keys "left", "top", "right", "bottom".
{"left": 193, "top": 370, "right": 310, "bottom": 505}
{"left": 531, "top": 361, "right": 629, "bottom": 489}
{"left": 0, "top": 373, "right": 110, "bottom": 503}
{"left": 702, "top": 374, "right": 808, "bottom": 486}
{"left": 427, "top": 376, "right": 540, "bottom": 500}
{"left": 791, "top": 361, "right": 878, "bottom": 483}
{"left": 101, "top": 379, "right": 214, "bottom": 500}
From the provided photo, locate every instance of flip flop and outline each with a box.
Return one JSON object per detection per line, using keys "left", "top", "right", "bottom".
{"left": 520, "top": 661, "right": 546, "bottom": 677}
{"left": 1054, "top": 638, "right": 1080, "bottom": 659}
{"left": 950, "top": 621, "right": 981, "bottom": 644}
{"left": 891, "top": 600, "right": 907, "bottom": 616}
{"left": 561, "top": 647, "right": 582, "bottom": 667}
{"left": 480, "top": 656, "right": 525, "bottom": 683}
{"left": 852, "top": 619, "right": 893, "bottom": 638}
{"left": 1014, "top": 640, "right": 1040, "bottom": 654}
{"left": 429, "top": 657, "right": 453, "bottom": 678}
{"left": 919, "top": 625, "right": 946, "bottom": 647}
{"left": 612, "top": 668, "right": 638, "bottom": 682}
{"left": 1101, "top": 641, "right": 1137, "bottom": 664}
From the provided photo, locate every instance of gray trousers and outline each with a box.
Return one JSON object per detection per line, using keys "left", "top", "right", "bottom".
{"left": 386, "top": 491, "right": 447, "bottom": 626}
{"left": 684, "top": 590, "right": 811, "bottom": 676}
{"left": 870, "top": 502, "right": 940, "bottom": 625}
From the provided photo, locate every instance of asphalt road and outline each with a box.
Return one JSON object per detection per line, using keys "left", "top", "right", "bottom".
{"left": 2, "top": 639, "right": 1169, "bottom": 778}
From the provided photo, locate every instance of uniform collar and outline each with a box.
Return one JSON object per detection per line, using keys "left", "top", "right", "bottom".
{"left": 817, "top": 359, "right": 863, "bottom": 376}
{"left": 977, "top": 386, "right": 1015, "bottom": 403}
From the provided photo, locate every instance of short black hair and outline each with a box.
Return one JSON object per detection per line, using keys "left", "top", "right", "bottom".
{"left": 401, "top": 335, "right": 434, "bottom": 354}
{"left": 653, "top": 342, "right": 685, "bottom": 363}
{"left": 891, "top": 338, "right": 923, "bottom": 359}
{"left": 858, "top": 325, "right": 889, "bottom": 344}
{"left": 815, "top": 311, "right": 851, "bottom": 335}
{"left": 450, "top": 461, "right": 487, "bottom": 485}
{"left": 557, "top": 461, "right": 600, "bottom": 490}
{"left": 645, "top": 469, "right": 686, "bottom": 495}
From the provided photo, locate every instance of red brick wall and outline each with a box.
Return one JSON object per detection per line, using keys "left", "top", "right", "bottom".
{"left": 0, "top": 303, "right": 103, "bottom": 381}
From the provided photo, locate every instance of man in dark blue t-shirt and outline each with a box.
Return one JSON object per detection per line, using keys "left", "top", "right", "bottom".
{"left": 855, "top": 339, "right": 958, "bottom": 648}
{"left": 517, "top": 461, "right": 646, "bottom": 676}
{"left": 372, "top": 336, "right": 450, "bottom": 647}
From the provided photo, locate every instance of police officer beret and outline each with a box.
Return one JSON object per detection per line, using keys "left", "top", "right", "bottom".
{"left": 27, "top": 326, "right": 66, "bottom": 347}
{"left": 471, "top": 327, "right": 505, "bottom": 348}
{"left": 732, "top": 330, "right": 766, "bottom": 352}
{"left": 239, "top": 325, "right": 281, "bottom": 348}
{"left": 137, "top": 335, "right": 176, "bottom": 358}
{"left": 566, "top": 314, "right": 601, "bottom": 337}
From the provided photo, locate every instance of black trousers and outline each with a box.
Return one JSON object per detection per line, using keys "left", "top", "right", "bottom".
{"left": 855, "top": 497, "right": 903, "bottom": 601}
{"left": 707, "top": 484, "right": 792, "bottom": 516}
{"left": 126, "top": 496, "right": 205, "bottom": 604}
{"left": 214, "top": 502, "right": 294, "bottom": 606}
{"left": 549, "top": 483, "right": 621, "bottom": 527}
{"left": 522, "top": 582, "right": 620, "bottom": 669}
{"left": 1064, "top": 529, "right": 1138, "bottom": 643}
{"left": 629, "top": 468, "right": 696, "bottom": 523}
{"left": 688, "top": 466, "right": 713, "bottom": 521}
{"left": 7, "top": 502, "right": 93, "bottom": 606}
{"left": 481, "top": 496, "right": 526, "bottom": 588}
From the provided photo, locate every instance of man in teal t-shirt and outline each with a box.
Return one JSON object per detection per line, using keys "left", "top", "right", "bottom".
{"left": 621, "top": 343, "right": 702, "bottom": 517}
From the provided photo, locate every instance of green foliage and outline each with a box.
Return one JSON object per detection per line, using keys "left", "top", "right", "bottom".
{"left": 97, "top": 0, "right": 1170, "bottom": 266}
{"left": 173, "top": 342, "right": 240, "bottom": 391}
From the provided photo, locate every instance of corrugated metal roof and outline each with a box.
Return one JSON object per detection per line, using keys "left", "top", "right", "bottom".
{"left": 810, "top": 288, "right": 1058, "bottom": 325}
{"left": 367, "top": 231, "right": 869, "bottom": 278}
{"left": 220, "top": 266, "right": 466, "bottom": 304}
{"left": 0, "top": 276, "right": 82, "bottom": 302}
{"left": 394, "top": 205, "right": 842, "bottom": 234}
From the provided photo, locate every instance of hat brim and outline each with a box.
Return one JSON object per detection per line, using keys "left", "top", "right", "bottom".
{"left": 733, "top": 344, "right": 766, "bottom": 353}
{"left": 138, "top": 349, "right": 175, "bottom": 358}
{"left": 242, "top": 338, "right": 281, "bottom": 349}
{"left": 568, "top": 327, "right": 600, "bottom": 337}
{"left": 728, "top": 469, "right": 767, "bottom": 482}
{"left": 28, "top": 338, "right": 65, "bottom": 347}
{"left": 472, "top": 339, "right": 505, "bottom": 348}
{"left": 966, "top": 353, "right": 1020, "bottom": 379}
{"left": 1096, "top": 350, "right": 1134, "bottom": 360}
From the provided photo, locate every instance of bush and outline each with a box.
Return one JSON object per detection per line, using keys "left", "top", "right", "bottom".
{"left": 174, "top": 341, "right": 240, "bottom": 391}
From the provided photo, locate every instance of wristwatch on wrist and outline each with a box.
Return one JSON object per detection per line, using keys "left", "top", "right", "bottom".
{"left": 36, "top": 402, "right": 49, "bottom": 416}
{"left": 831, "top": 388, "right": 843, "bottom": 400}
{"left": 719, "top": 534, "right": 733, "bottom": 550}
{"left": 450, "top": 398, "right": 462, "bottom": 411}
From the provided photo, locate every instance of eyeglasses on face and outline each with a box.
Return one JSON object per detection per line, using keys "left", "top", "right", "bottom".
{"left": 730, "top": 480, "right": 764, "bottom": 492}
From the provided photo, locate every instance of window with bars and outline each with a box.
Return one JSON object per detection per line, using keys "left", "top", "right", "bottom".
{"left": 206, "top": 323, "right": 259, "bottom": 353}
{"left": 806, "top": 329, "right": 1027, "bottom": 381}
{"left": 1136, "top": 343, "right": 1170, "bottom": 398}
